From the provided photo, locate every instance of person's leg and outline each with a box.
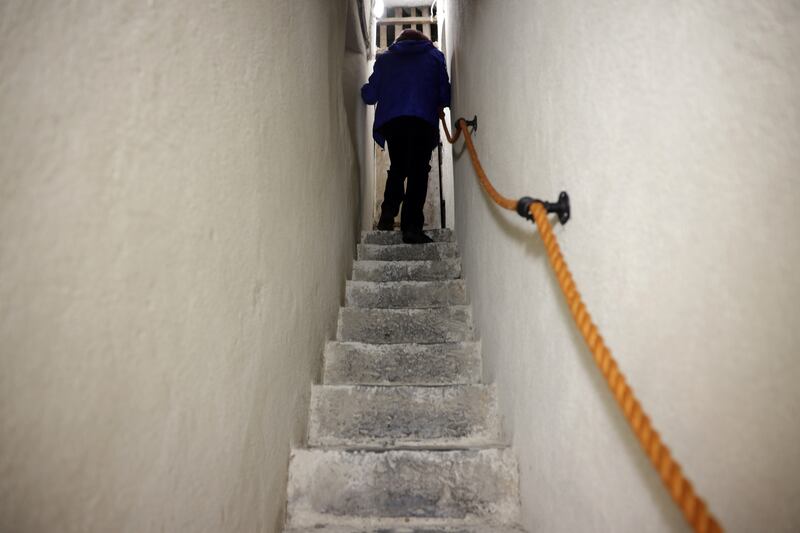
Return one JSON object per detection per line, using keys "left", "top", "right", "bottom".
{"left": 400, "top": 160, "right": 431, "bottom": 234}
{"left": 378, "top": 120, "right": 410, "bottom": 230}
{"left": 399, "top": 120, "right": 435, "bottom": 242}
{"left": 379, "top": 168, "right": 405, "bottom": 229}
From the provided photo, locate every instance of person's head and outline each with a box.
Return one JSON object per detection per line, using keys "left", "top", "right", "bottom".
{"left": 395, "top": 29, "right": 431, "bottom": 42}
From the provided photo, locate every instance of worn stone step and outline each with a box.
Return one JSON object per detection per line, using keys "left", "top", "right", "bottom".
{"left": 285, "top": 525, "right": 526, "bottom": 532}
{"left": 286, "top": 448, "right": 521, "bottom": 529}
{"left": 323, "top": 341, "right": 482, "bottom": 385}
{"left": 357, "top": 242, "right": 459, "bottom": 261}
{"left": 352, "top": 259, "right": 461, "bottom": 282}
{"left": 361, "top": 228, "right": 455, "bottom": 245}
{"left": 346, "top": 280, "right": 468, "bottom": 308}
{"left": 337, "top": 306, "right": 473, "bottom": 344}
{"left": 307, "top": 384, "right": 502, "bottom": 449}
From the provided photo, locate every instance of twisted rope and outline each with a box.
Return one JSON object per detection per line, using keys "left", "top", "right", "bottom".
{"left": 440, "top": 113, "right": 723, "bottom": 533}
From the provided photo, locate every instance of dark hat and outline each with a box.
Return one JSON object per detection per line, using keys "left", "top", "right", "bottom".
{"left": 395, "top": 28, "right": 431, "bottom": 42}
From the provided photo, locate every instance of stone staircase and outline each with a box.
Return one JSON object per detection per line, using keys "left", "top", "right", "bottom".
{"left": 284, "top": 229, "right": 525, "bottom": 532}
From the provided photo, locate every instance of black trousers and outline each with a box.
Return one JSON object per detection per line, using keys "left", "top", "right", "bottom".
{"left": 380, "top": 116, "right": 437, "bottom": 233}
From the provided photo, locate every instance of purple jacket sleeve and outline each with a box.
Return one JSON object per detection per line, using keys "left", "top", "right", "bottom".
{"left": 361, "top": 58, "right": 381, "bottom": 105}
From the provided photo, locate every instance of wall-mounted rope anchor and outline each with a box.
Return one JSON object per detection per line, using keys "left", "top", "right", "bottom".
{"left": 460, "top": 115, "right": 477, "bottom": 134}
{"left": 516, "top": 191, "right": 571, "bottom": 225}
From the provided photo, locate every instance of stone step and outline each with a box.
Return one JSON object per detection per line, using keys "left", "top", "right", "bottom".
{"left": 307, "top": 384, "right": 502, "bottom": 449}
{"left": 286, "top": 448, "right": 521, "bottom": 529}
{"left": 337, "top": 306, "right": 474, "bottom": 344}
{"left": 352, "top": 259, "right": 461, "bottom": 282}
{"left": 361, "top": 228, "right": 455, "bottom": 245}
{"left": 357, "top": 242, "right": 459, "bottom": 261}
{"left": 285, "top": 525, "right": 526, "bottom": 532}
{"left": 346, "top": 280, "right": 468, "bottom": 308}
{"left": 323, "top": 341, "right": 482, "bottom": 385}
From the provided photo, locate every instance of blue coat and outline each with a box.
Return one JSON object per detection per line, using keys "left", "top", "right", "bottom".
{"left": 361, "top": 39, "right": 451, "bottom": 148}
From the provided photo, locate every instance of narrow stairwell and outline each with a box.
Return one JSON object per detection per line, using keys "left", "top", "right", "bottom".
{"left": 284, "top": 229, "right": 526, "bottom": 532}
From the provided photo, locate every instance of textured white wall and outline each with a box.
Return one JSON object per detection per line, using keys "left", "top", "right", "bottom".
{"left": 343, "top": 0, "right": 374, "bottom": 232}
{"left": 0, "top": 1, "right": 361, "bottom": 532}
{"left": 445, "top": 1, "right": 800, "bottom": 532}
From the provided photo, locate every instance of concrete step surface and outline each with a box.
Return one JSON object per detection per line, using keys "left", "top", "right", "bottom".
{"left": 361, "top": 228, "right": 455, "bottom": 245}
{"left": 337, "top": 306, "right": 474, "bottom": 344}
{"left": 286, "top": 448, "right": 521, "bottom": 529}
{"left": 346, "top": 280, "right": 468, "bottom": 309}
{"left": 323, "top": 341, "right": 481, "bottom": 385}
{"left": 283, "top": 229, "right": 525, "bottom": 532}
{"left": 357, "top": 242, "right": 459, "bottom": 261}
{"left": 285, "top": 525, "right": 526, "bottom": 532}
{"left": 307, "top": 384, "right": 502, "bottom": 449}
{"left": 352, "top": 259, "right": 461, "bottom": 282}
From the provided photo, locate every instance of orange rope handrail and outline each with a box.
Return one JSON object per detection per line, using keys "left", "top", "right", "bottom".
{"left": 440, "top": 112, "right": 723, "bottom": 533}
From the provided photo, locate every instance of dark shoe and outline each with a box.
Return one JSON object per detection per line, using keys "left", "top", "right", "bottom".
{"left": 377, "top": 213, "right": 395, "bottom": 231}
{"left": 402, "top": 231, "right": 434, "bottom": 244}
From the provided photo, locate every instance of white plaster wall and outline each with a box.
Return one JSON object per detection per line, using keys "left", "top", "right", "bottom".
{"left": 445, "top": 1, "right": 800, "bottom": 531}
{"left": 0, "top": 1, "right": 362, "bottom": 532}
{"left": 343, "top": 0, "right": 374, "bottom": 232}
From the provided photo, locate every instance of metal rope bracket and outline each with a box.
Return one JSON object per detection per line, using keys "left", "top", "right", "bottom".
{"left": 458, "top": 115, "right": 478, "bottom": 134}
{"left": 516, "top": 191, "right": 570, "bottom": 225}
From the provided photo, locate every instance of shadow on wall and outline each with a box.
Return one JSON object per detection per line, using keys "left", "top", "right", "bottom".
{"left": 342, "top": 0, "right": 373, "bottom": 236}
{"left": 449, "top": 120, "right": 689, "bottom": 531}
